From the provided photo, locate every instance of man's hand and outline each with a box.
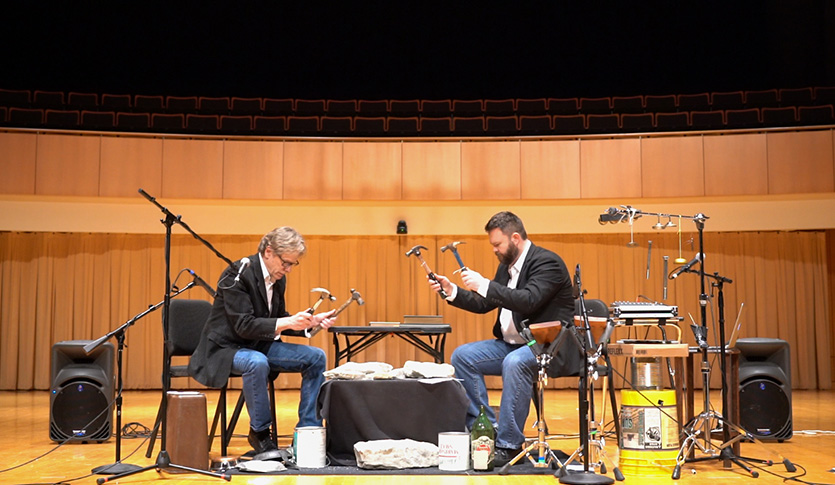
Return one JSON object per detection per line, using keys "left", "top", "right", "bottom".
{"left": 312, "top": 309, "right": 337, "bottom": 330}
{"left": 428, "top": 273, "right": 453, "bottom": 298}
{"left": 460, "top": 268, "right": 489, "bottom": 293}
{"left": 280, "top": 311, "right": 316, "bottom": 332}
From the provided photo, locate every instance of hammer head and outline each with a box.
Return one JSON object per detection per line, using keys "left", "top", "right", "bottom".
{"left": 311, "top": 287, "right": 336, "bottom": 301}
{"left": 405, "top": 245, "right": 427, "bottom": 257}
{"left": 350, "top": 288, "right": 365, "bottom": 305}
{"left": 440, "top": 241, "right": 465, "bottom": 252}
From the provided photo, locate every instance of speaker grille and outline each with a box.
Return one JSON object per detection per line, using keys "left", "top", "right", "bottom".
{"left": 739, "top": 378, "right": 792, "bottom": 440}
{"left": 49, "top": 378, "right": 111, "bottom": 442}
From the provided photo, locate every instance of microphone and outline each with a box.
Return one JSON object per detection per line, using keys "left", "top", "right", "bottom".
{"left": 597, "top": 318, "right": 616, "bottom": 347}
{"left": 187, "top": 269, "right": 216, "bottom": 298}
{"left": 598, "top": 207, "right": 626, "bottom": 225}
{"left": 233, "top": 257, "right": 251, "bottom": 283}
{"left": 669, "top": 253, "right": 702, "bottom": 280}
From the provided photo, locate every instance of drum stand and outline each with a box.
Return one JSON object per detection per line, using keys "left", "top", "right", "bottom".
{"left": 499, "top": 328, "right": 569, "bottom": 474}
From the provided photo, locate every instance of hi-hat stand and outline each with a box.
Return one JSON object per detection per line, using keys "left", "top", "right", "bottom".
{"left": 97, "top": 189, "right": 234, "bottom": 484}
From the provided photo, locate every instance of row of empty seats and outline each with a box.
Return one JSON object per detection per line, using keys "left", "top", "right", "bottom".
{"left": 2, "top": 87, "right": 834, "bottom": 117}
{"left": 3, "top": 106, "right": 833, "bottom": 136}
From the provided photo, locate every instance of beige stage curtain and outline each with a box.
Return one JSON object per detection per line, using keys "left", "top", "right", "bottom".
{"left": 0, "top": 230, "right": 830, "bottom": 391}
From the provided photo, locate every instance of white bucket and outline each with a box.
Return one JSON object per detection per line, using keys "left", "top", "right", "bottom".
{"left": 294, "top": 426, "right": 326, "bottom": 468}
{"left": 438, "top": 431, "right": 469, "bottom": 471}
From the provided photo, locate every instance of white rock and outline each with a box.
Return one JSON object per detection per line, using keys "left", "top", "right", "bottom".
{"left": 354, "top": 439, "right": 439, "bottom": 469}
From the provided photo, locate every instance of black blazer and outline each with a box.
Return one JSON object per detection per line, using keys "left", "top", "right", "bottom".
{"left": 188, "top": 253, "right": 306, "bottom": 388}
{"left": 447, "top": 243, "right": 582, "bottom": 377}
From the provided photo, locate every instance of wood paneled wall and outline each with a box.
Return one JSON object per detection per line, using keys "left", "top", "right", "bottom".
{"left": 1, "top": 129, "right": 833, "bottom": 202}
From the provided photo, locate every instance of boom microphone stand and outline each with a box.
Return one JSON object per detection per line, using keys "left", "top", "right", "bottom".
{"left": 86, "top": 285, "right": 194, "bottom": 475}
{"left": 97, "top": 189, "right": 233, "bottom": 484}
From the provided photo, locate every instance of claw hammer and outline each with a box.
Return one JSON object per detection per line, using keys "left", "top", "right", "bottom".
{"left": 440, "top": 241, "right": 467, "bottom": 274}
{"left": 405, "top": 245, "right": 449, "bottom": 299}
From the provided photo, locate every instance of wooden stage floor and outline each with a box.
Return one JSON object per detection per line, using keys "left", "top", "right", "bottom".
{"left": 1, "top": 389, "right": 833, "bottom": 485}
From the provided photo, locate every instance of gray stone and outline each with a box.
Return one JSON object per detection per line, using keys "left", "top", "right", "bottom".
{"left": 354, "top": 439, "right": 439, "bottom": 469}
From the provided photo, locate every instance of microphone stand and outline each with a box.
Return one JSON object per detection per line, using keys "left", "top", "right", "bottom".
{"left": 97, "top": 189, "right": 232, "bottom": 484}
{"left": 87, "top": 285, "right": 194, "bottom": 475}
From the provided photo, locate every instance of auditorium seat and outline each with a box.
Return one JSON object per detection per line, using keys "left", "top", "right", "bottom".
{"left": 655, "top": 112, "right": 689, "bottom": 131}
{"left": 452, "top": 99, "right": 483, "bottom": 118}
{"left": 516, "top": 98, "right": 547, "bottom": 116}
{"left": 519, "top": 115, "right": 552, "bottom": 134}
{"left": 32, "top": 90, "right": 65, "bottom": 110}
{"left": 547, "top": 98, "right": 578, "bottom": 116}
{"left": 814, "top": 86, "right": 835, "bottom": 105}
{"left": 186, "top": 114, "right": 219, "bottom": 133}
{"left": 67, "top": 92, "right": 98, "bottom": 111}
{"left": 253, "top": 115, "right": 287, "bottom": 134}
{"left": 644, "top": 94, "right": 677, "bottom": 113}
{"left": 101, "top": 94, "right": 132, "bottom": 112}
{"left": 483, "top": 99, "right": 515, "bottom": 117}
{"left": 689, "top": 110, "right": 724, "bottom": 130}
{"left": 386, "top": 116, "right": 419, "bottom": 136}
{"left": 797, "top": 105, "right": 834, "bottom": 126}
{"left": 357, "top": 100, "right": 388, "bottom": 118}
{"left": 327, "top": 100, "right": 357, "bottom": 117}
{"left": 231, "top": 97, "right": 262, "bottom": 116}
{"left": 389, "top": 100, "right": 420, "bottom": 118}
{"left": 745, "top": 89, "right": 779, "bottom": 109}
{"left": 421, "top": 99, "right": 452, "bottom": 118}
{"left": 151, "top": 113, "right": 184, "bottom": 132}
{"left": 320, "top": 116, "right": 352, "bottom": 134}
{"left": 611, "top": 95, "right": 643, "bottom": 114}
{"left": 761, "top": 107, "right": 797, "bottom": 126}
{"left": 677, "top": 93, "right": 710, "bottom": 112}
{"left": 778, "top": 87, "right": 813, "bottom": 107}
{"left": 485, "top": 115, "right": 517, "bottom": 135}
{"left": 0, "top": 88, "right": 30, "bottom": 108}
{"left": 8, "top": 108, "right": 43, "bottom": 127}
{"left": 725, "top": 108, "right": 760, "bottom": 129}
{"left": 451, "top": 116, "right": 484, "bottom": 135}
{"left": 44, "top": 109, "right": 80, "bottom": 129}
{"left": 294, "top": 100, "right": 326, "bottom": 117}
{"left": 116, "top": 112, "right": 150, "bottom": 131}
{"left": 353, "top": 116, "right": 386, "bottom": 136}
{"left": 262, "top": 98, "right": 293, "bottom": 116}
{"left": 135, "top": 95, "right": 165, "bottom": 113}
{"left": 198, "top": 97, "right": 230, "bottom": 115}
{"left": 81, "top": 110, "right": 115, "bottom": 130}
{"left": 167, "top": 96, "right": 198, "bottom": 114}
{"left": 579, "top": 97, "right": 611, "bottom": 114}
{"left": 620, "top": 113, "right": 654, "bottom": 132}
{"left": 420, "top": 117, "right": 452, "bottom": 135}
{"left": 219, "top": 115, "right": 252, "bottom": 134}
{"left": 0, "top": 107, "right": 7, "bottom": 124}
{"left": 711, "top": 91, "right": 744, "bottom": 111}
{"left": 287, "top": 115, "right": 320, "bottom": 134}
{"left": 551, "top": 114, "right": 584, "bottom": 134}
{"left": 586, "top": 113, "right": 619, "bottom": 133}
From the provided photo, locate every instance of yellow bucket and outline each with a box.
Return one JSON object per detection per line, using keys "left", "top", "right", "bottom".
{"left": 618, "top": 389, "right": 678, "bottom": 476}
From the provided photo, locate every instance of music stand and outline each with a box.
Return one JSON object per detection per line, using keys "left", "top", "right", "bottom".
{"left": 96, "top": 189, "right": 234, "bottom": 484}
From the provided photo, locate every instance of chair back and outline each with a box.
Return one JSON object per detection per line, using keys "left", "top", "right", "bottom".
{"left": 575, "top": 298, "right": 609, "bottom": 319}
{"left": 168, "top": 299, "right": 212, "bottom": 357}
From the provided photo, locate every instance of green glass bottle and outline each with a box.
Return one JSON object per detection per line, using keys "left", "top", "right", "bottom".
{"left": 470, "top": 405, "right": 495, "bottom": 471}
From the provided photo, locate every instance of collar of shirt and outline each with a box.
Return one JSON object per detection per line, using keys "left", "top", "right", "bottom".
{"left": 259, "top": 253, "right": 275, "bottom": 290}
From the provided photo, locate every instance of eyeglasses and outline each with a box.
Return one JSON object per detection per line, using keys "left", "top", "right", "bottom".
{"left": 278, "top": 254, "right": 300, "bottom": 269}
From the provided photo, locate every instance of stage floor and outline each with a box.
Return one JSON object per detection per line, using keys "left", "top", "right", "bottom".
{"left": 1, "top": 388, "right": 833, "bottom": 484}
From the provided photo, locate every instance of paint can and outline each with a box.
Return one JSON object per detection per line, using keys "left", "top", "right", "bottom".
{"left": 294, "top": 426, "right": 326, "bottom": 468}
{"left": 438, "top": 431, "right": 470, "bottom": 471}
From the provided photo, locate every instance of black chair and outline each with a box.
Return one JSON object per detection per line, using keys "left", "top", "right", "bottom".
{"left": 452, "top": 116, "right": 484, "bottom": 136}
{"left": 101, "top": 93, "right": 132, "bottom": 112}
{"left": 725, "top": 108, "right": 761, "bottom": 129}
{"left": 762, "top": 107, "right": 797, "bottom": 127}
{"left": 166, "top": 96, "right": 198, "bottom": 114}
{"left": 611, "top": 95, "right": 644, "bottom": 114}
{"left": 262, "top": 98, "right": 293, "bottom": 116}
{"left": 220, "top": 115, "right": 253, "bottom": 134}
{"left": 357, "top": 99, "right": 388, "bottom": 118}
{"left": 387, "top": 116, "right": 419, "bottom": 136}
{"left": 778, "top": 87, "right": 813, "bottom": 107}
{"left": 320, "top": 116, "right": 353, "bottom": 135}
{"left": 287, "top": 115, "right": 320, "bottom": 134}
{"left": 586, "top": 114, "right": 619, "bottom": 134}
{"left": 8, "top": 107, "right": 44, "bottom": 127}
{"left": 451, "top": 99, "right": 482, "bottom": 118}
{"left": 253, "top": 115, "right": 287, "bottom": 134}
{"left": 484, "top": 99, "right": 515, "bottom": 117}
{"left": 745, "top": 89, "right": 779, "bottom": 109}
{"left": 621, "top": 113, "right": 654, "bottom": 133}
{"left": 198, "top": 97, "right": 230, "bottom": 116}
{"left": 80, "top": 110, "right": 115, "bottom": 130}
{"left": 44, "top": 109, "right": 80, "bottom": 129}
{"left": 294, "top": 99, "right": 326, "bottom": 117}
{"left": 186, "top": 114, "right": 220, "bottom": 134}
{"left": 551, "top": 114, "right": 585, "bottom": 135}
{"left": 689, "top": 110, "right": 725, "bottom": 130}
{"left": 547, "top": 98, "right": 579, "bottom": 116}
{"left": 134, "top": 94, "right": 165, "bottom": 113}
{"left": 389, "top": 99, "right": 420, "bottom": 118}
{"left": 67, "top": 92, "right": 98, "bottom": 111}
{"left": 644, "top": 94, "right": 677, "bottom": 113}
{"left": 231, "top": 97, "right": 262, "bottom": 116}
{"left": 655, "top": 112, "right": 688, "bottom": 131}
{"left": 327, "top": 99, "right": 357, "bottom": 117}
{"left": 516, "top": 98, "right": 547, "bottom": 117}
{"left": 677, "top": 93, "right": 710, "bottom": 112}
{"left": 579, "top": 97, "right": 612, "bottom": 115}
{"left": 32, "top": 90, "right": 65, "bottom": 110}
{"left": 353, "top": 116, "right": 386, "bottom": 136}
{"left": 151, "top": 113, "right": 185, "bottom": 132}
{"left": 711, "top": 91, "right": 744, "bottom": 111}
{"left": 116, "top": 112, "right": 150, "bottom": 131}
{"left": 797, "top": 105, "right": 834, "bottom": 126}
{"left": 420, "top": 117, "right": 452, "bottom": 135}
{"left": 0, "top": 88, "right": 31, "bottom": 108}
{"left": 485, "top": 115, "right": 518, "bottom": 135}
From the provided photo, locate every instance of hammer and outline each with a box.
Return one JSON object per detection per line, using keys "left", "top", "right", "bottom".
{"left": 405, "top": 245, "right": 449, "bottom": 299}
{"left": 309, "top": 288, "right": 365, "bottom": 337}
{"left": 307, "top": 287, "right": 336, "bottom": 314}
{"left": 440, "top": 241, "right": 467, "bottom": 274}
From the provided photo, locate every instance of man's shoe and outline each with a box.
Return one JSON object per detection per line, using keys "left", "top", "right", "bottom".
{"left": 248, "top": 427, "right": 278, "bottom": 454}
{"left": 494, "top": 446, "right": 523, "bottom": 467}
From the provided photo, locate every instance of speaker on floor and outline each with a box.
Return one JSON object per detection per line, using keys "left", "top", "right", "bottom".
{"left": 736, "top": 337, "right": 792, "bottom": 441}
{"left": 49, "top": 340, "right": 115, "bottom": 443}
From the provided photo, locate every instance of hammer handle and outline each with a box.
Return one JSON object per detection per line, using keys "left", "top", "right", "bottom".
{"left": 452, "top": 250, "right": 466, "bottom": 270}
{"left": 308, "top": 296, "right": 356, "bottom": 337}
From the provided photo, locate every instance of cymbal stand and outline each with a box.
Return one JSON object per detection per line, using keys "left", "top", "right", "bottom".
{"left": 498, "top": 326, "right": 570, "bottom": 474}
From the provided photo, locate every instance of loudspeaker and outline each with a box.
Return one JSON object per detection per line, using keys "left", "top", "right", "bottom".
{"left": 736, "top": 337, "right": 792, "bottom": 441}
{"left": 49, "top": 340, "right": 115, "bottom": 443}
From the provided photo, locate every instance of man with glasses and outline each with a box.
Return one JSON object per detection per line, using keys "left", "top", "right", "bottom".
{"left": 189, "top": 226, "right": 336, "bottom": 459}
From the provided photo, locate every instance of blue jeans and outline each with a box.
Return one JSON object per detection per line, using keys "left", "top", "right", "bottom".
{"left": 232, "top": 342, "right": 326, "bottom": 431}
{"left": 451, "top": 339, "right": 537, "bottom": 449}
